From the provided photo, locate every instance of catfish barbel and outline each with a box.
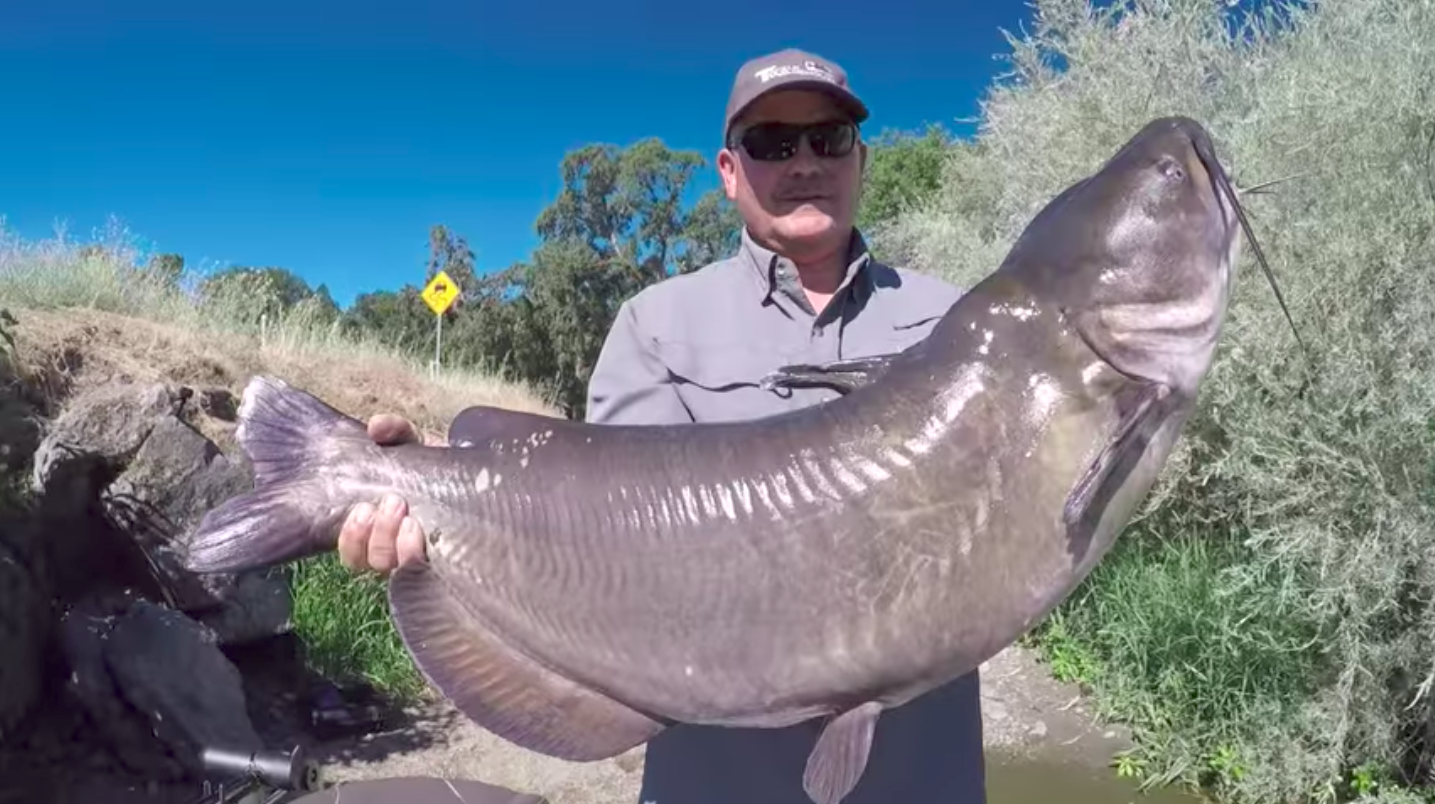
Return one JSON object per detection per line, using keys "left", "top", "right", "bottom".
{"left": 184, "top": 116, "right": 1298, "bottom": 804}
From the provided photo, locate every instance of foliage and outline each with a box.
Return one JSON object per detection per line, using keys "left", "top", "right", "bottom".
{"left": 339, "top": 285, "right": 435, "bottom": 356}
{"left": 450, "top": 138, "right": 740, "bottom": 417}
{"left": 426, "top": 223, "right": 477, "bottom": 301}
{"left": 199, "top": 264, "right": 342, "bottom": 330}
{"left": 880, "top": 0, "right": 1435, "bottom": 801}
{"left": 856, "top": 123, "right": 957, "bottom": 233}
{"left": 146, "top": 253, "right": 184, "bottom": 288}
{"left": 289, "top": 554, "right": 426, "bottom": 701}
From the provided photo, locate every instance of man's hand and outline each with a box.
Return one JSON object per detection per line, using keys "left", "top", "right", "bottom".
{"left": 337, "top": 413, "right": 430, "bottom": 575}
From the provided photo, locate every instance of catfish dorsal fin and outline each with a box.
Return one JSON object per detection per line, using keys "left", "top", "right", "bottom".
{"left": 802, "top": 701, "right": 884, "bottom": 804}
{"left": 236, "top": 374, "right": 368, "bottom": 484}
{"left": 448, "top": 405, "right": 564, "bottom": 448}
{"left": 387, "top": 561, "right": 667, "bottom": 761}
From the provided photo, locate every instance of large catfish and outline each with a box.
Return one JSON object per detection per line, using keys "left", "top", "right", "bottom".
{"left": 184, "top": 116, "right": 1294, "bottom": 804}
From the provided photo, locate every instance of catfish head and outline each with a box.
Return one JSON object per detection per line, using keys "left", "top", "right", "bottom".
{"left": 1008, "top": 116, "right": 1267, "bottom": 399}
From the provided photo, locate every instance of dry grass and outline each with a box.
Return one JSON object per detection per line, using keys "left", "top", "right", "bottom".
{"left": 0, "top": 221, "right": 559, "bottom": 429}
{"left": 7, "top": 308, "right": 556, "bottom": 433}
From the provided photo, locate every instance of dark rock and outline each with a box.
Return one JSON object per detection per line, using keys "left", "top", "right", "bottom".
{"left": 106, "top": 414, "right": 251, "bottom": 539}
{"left": 29, "top": 381, "right": 290, "bottom": 646}
{"left": 30, "top": 382, "right": 177, "bottom": 495}
{"left": 0, "top": 539, "right": 43, "bottom": 744}
{"left": 102, "top": 600, "right": 264, "bottom": 777}
{"left": 56, "top": 595, "right": 185, "bottom": 779}
{"left": 103, "top": 413, "right": 290, "bottom": 644}
{"left": 196, "top": 388, "right": 239, "bottom": 422}
{"left": 0, "top": 369, "right": 311, "bottom": 800}
{"left": 0, "top": 395, "right": 42, "bottom": 473}
{"left": 192, "top": 569, "right": 293, "bottom": 648}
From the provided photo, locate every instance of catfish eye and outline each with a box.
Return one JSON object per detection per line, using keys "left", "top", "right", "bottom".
{"left": 1157, "top": 156, "right": 1186, "bottom": 182}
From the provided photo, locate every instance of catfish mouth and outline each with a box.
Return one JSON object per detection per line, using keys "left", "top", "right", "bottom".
{"left": 1190, "top": 129, "right": 1305, "bottom": 354}
{"left": 1065, "top": 120, "right": 1305, "bottom": 394}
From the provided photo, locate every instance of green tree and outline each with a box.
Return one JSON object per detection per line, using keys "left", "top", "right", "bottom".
{"left": 426, "top": 224, "right": 477, "bottom": 306}
{"left": 455, "top": 138, "right": 741, "bottom": 417}
{"left": 199, "top": 265, "right": 340, "bottom": 326}
{"left": 676, "top": 189, "right": 742, "bottom": 274}
{"left": 339, "top": 287, "right": 433, "bottom": 353}
{"left": 535, "top": 137, "right": 727, "bottom": 287}
{"left": 856, "top": 123, "right": 956, "bottom": 231}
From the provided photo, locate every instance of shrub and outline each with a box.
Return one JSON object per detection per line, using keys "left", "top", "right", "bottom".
{"left": 876, "top": 0, "right": 1435, "bottom": 801}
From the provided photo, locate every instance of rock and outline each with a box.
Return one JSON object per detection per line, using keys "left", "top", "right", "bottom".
{"left": 0, "top": 539, "right": 44, "bottom": 743}
{"left": 0, "top": 395, "right": 43, "bottom": 473}
{"left": 191, "top": 570, "right": 293, "bottom": 647}
{"left": 30, "top": 382, "right": 177, "bottom": 495}
{"left": 57, "top": 594, "right": 186, "bottom": 779}
{"left": 102, "top": 599, "right": 264, "bottom": 777}
{"left": 103, "top": 412, "right": 290, "bottom": 644}
{"left": 196, "top": 388, "right": 239, "bottom": 422}
{"left": 29, "top": 380, "right": 290, "bottom": 646}
{"left": 106, "top": 412, "right": 252, "bottom": 540}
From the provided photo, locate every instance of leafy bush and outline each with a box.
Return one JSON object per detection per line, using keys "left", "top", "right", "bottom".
{"left": 877, "top": 0, "right": 1435, "bottom": 801}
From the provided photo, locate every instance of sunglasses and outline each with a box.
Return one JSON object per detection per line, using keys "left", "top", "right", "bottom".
{"left": 729, "top": 119, "right": 859, "bottom": 162}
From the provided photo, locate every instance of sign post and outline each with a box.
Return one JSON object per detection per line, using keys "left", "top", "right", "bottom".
{"left": 421, "top": 270, "right": 460, "bottom": 376}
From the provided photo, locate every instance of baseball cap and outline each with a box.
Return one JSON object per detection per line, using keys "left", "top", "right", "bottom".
{"left": 724, "top": 48, "right": 870, "bottom": 141}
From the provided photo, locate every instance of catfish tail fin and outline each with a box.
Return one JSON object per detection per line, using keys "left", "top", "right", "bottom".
{"left": 184, "top": 375, "right": 370, "bottom": 574}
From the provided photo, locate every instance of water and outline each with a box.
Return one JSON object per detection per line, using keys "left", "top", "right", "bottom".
{"left": 986, "top": 752, "right": 1208, "bottom": 804}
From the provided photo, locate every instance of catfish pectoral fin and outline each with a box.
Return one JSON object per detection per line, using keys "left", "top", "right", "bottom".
{"left": 1063, "top": 380, "right": 1172, "bottom": 557}
{"left": 388, "top": 561, "right": 668, "bottom": 762}
{"left": 759, "top": 354, "right": 898, "bottom": 395}
{"left": 802, "top": 701, "right": 883, "bottom": 804}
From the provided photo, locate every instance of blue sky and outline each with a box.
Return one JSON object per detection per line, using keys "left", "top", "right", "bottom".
{"left": 1, "top": 0, "right": 1037, "bottom": 308}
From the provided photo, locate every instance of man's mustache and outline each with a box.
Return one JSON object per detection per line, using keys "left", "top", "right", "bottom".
{"left": 774, "top": 186, "right": 835, "bottom": 201}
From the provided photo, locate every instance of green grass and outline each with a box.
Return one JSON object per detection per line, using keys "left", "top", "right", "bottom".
{"left": 880, "top": 0, "right": 1435, "bottom": 801}
{"left": 288, "top": 554, "right": 427, "bottom": 702}
{"left": 1022, "top": 529, "right": 1327, "bottom": 798}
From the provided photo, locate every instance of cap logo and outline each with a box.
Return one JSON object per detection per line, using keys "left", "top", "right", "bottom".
{"left": 753, "top": 60, "right": 838, "bottom": 85}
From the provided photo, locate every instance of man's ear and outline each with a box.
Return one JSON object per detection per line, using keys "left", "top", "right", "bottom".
{"left": 717, "top": 148, "right": 740, "bottom": 199}
{"left": 858, "top": 140, "right": 869, "bottom": 173}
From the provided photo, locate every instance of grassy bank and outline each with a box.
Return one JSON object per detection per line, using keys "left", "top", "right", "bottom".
{"left": 0, "top": 220, "right": 557, "bottom": 703}
{"left": 876, "top": 0, "right": 1435, "bottom": 801}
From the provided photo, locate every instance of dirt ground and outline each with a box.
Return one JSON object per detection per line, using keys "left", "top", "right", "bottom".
{"left": 306, "top": 645, "right": 1132, "bottom": 804}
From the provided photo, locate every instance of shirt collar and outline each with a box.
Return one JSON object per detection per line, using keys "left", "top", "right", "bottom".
{"left": 739, "top": 227, "right": 875, "bottom": 315}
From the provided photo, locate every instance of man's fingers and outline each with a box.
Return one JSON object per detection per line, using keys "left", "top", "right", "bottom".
{"left": 397, "top": 516, "right": 429, "bottom": 566}
{"left": 338, "top": 502, "right": 376, "bottom": 571}
{"left": 366, "top": 493, "right": 408, "bottom": 574}
{"left": 368, "top": 413, "right": 420, "bottom": 446}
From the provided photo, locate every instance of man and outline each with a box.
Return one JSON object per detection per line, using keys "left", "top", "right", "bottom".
{"left": 337, "top": 48, "right": 985, "bottom": 804}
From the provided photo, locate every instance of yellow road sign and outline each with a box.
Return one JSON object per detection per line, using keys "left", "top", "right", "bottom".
{"left": 422, "top": 270, "right": 460, "bottom": 315}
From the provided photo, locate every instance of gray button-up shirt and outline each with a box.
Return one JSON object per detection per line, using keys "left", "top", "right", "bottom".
{"left": 583, "top": 228, "right": 988, "bottom": 804}
{"left": 587, "top": 227, "right": 964, "bottom": 425}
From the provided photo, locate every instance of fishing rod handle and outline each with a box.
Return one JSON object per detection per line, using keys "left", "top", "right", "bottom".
{"left": 201, "top": 745, "right": 320, "bottom": 791}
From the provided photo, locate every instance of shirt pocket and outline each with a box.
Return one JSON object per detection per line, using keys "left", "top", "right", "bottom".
{"left": 840, "top": 308, "right": 951, "bottom": 363}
